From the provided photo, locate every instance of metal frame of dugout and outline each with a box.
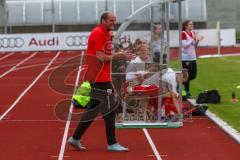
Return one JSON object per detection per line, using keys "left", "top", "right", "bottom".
{"left": 111, "top": 0, "right": 185, "bottom": 128}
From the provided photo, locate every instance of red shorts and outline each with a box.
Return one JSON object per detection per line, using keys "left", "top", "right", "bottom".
{"left": 162, "top": 97, "right": 179, "bottom": 115}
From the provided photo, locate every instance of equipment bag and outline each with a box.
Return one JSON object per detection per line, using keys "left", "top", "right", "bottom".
{"left": 192, "top": 105, "right": 208, "bottom": 116}
{"left": 196, "top": 89, "right": 221, "bottom": 104}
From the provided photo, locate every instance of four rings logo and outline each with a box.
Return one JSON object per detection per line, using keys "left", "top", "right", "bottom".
{"left": 65, "top": 35, "right": 88, "bottom": 47}
{"left": 0, "top": 37, "right": 24, "bottom": 48}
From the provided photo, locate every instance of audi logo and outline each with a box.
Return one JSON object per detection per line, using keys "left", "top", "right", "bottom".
{"left": 65, "top": 36, "right": 88, "bottom": 47}
{"left": 0, "top": 37, "right": 24, "bottom": 48}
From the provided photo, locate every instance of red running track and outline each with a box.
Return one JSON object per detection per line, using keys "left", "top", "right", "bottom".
{"left": 0, "top": 52, "right": 32, "bottom": 75}
{"left": 0, "top": 51, "right": 239, "bottom": 160}
{"left": 148, "top": 117, "right": 240, "bottom": 160}
{"left": 0, "top": 52, "right": 53, "bottom": 114}
{"left": 0, "top": 51, "right": 80, "bottom": 159}
{"left": 0, "top": 52, "right": 14, "bottom": 60}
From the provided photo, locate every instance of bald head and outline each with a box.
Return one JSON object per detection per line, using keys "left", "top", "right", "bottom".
{"left": 100, "top": 12, "right": 115, "bottom": 23}
{"left": 101, "top": 12, "right": 109, "bottom": 23}
{"left": 100, "top": 11, "right": 116, "bottom": 31}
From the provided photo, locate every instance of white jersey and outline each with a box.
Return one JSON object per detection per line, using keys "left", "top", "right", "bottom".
{"left": 161, "top": 68, "right": 177, "bottom": 93}
{"left": 126, "top": 56, "right": 147, "bottom": 82}
{"left": 142, "top": 68, "right": 177, "bottom": 94}
{"left": 182, "top": 31, "right": 197, "bottom": 61}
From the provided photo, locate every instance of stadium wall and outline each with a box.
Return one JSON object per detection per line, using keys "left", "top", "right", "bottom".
{"left": 0, "top": 0, "right": 239, "bottom": 33}
{"left": 0, "top": 2, "right": 4, "bottom": 33}
{"left": 0, "top": 0, "right": 207, "bottom": 33}
{"left": 206, "top": 0, "right": 240, "bottom": 32}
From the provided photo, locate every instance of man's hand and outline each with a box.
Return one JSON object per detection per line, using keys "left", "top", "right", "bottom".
{"left": 113, "top": 52, "right": 136, "bottom": 61}
{"left": 112, "top": 52, "right": 127, "bottom": 60}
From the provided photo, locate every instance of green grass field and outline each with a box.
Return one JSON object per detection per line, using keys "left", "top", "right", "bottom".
{"left": 237, "top": 32, "right": 240, "bottom": 40}
{"left": 188, "top": 56, "right": 240, "bottom": 131}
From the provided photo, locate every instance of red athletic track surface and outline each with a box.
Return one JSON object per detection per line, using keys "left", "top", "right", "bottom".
{"left": 0, "top": 49, "right": 239, "bottom": 160}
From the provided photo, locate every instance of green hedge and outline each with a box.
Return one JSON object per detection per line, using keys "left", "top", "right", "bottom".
{"left": 236, "top": 32, "right": 240, "bottom": 40}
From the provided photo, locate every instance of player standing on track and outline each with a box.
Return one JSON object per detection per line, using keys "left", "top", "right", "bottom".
{"left": 68, "top": 11, "right": 129, "bottom": 152}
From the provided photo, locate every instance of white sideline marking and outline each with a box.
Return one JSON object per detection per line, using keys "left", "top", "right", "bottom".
{"left": 199, "top": 53, "right": 240, "bottom": 58}
{"left": 187, "top": 98, "right": 240, "bottom": 143}
{"left": 143, "top": 128, "right": 162, "bottom": 160}
{"left": 0, "top": 51, "right": 61, "bottom": 121}
{"left": 187, "top": 98, "right": 207, "bottom": 107}
{"left": 0, "top": 52, "right": 38, "bottom": 79}
{"left": 206, "top": 110, "right": 240, "bottom": 144}
{"left": 0, "top": 52, "right": 14, "bottom": 61}
{"left": 58, "top": 51, "right": 84, "bottom": 160}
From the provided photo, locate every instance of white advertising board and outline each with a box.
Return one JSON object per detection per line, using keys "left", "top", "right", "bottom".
{"left": 0, "top": 32, "right": 90, "bottom": 52}
{"left": 0, "top": 29, "right": 236, "bottom": 52}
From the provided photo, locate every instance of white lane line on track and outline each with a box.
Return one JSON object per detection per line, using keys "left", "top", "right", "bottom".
{"left": 2, "top": 120, "right": 62, "bottom": 122}
{"left": 51, "top": 155, "right": 71, "bottom": 158}
{"left": 1, "top": 119, "right": 104, "bottom": 122}
{"left": 12, "top": 58, "right": 79, "bottom": 73}
{"left": 0, "top": 52, "right": 38, "bottom": 79}
{"left": 0, "top": 52, "right": 15, "bottom": 61}
{"left": 13, "top": 59, "right": 69, "bottom": 72}
{"left": 0, "top": 51, "right": 61, "bottom": 121}
{"left": 143, "top": 128, "right": 162, "bottom": 160}
{"left": 58, "top": 51, "right": 84, "bottom": 160}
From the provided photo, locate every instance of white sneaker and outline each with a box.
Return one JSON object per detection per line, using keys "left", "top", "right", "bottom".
{"left": 107, "top": 143, "right": 129, "bottom": 152}
{"left": 68, "top": 137, "right": 86, "bottom": 150}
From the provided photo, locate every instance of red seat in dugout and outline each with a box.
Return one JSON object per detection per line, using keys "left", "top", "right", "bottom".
{"left": 125, "top": 83, "right": 179, "bottom": 117}
{"left": 133, "top": 84, "right": 158, "bottom": 97}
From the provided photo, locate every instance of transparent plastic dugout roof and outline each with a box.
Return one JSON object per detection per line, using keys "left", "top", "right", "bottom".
{"left": 111, "top": 0, "right": 186, "bottom": 128}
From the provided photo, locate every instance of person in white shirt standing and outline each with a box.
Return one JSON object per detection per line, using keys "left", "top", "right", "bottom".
{"left": 181, "top": 20, "right": 203, "bottom": 98}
